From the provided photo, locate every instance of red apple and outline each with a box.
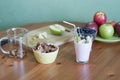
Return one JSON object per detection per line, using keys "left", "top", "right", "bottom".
{"left": 86, "top": 22, "right": 98, "bottom": 33}
{"left": 114, "top": 22, "right": 120, "bottom": 36}
{"left": 107, "top": 20, "right": 116, "bottom": 27}
{"left": 93, "top": 11, "right": 107, "bottom": 26}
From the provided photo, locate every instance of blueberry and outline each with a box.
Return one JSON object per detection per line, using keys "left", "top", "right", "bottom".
{"left": 80, "top": 27, "right": 96, "bottom": 37}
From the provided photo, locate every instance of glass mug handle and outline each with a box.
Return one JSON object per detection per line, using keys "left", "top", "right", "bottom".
{"left": 0, "top": 37, "right": 9, "bottom": 54}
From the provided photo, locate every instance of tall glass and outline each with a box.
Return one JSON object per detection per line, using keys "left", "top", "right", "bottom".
{"left": 73, "top": 27, "right": 96, "bottom": 63}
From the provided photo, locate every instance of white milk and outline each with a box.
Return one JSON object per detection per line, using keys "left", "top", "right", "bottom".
{"left": 74, "top": 41, "right": 92, "bottom": 63}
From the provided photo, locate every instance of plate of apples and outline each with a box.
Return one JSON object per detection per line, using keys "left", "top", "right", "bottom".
{"left": 86, "top": 11, "right": 120, "bottom": 43}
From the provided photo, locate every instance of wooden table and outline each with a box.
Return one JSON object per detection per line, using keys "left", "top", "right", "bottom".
{"left": 0, "top": 22, "right": 120, "bottom": 80}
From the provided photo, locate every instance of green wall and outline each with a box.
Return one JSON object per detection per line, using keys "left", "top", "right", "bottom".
{"left": 0, "top": 0, "right": 119, "bottom": 30}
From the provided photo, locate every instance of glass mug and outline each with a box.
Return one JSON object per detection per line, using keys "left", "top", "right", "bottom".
{"left": 0, "top": 28, "right": 28, "bottom": 59}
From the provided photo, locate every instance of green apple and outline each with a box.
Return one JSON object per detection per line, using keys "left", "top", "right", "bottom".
{"left": 49, "top": 24, "right": 65, "bottom": 35}
{"left": 99, "top": 24, "right": 114, "bottom": 39}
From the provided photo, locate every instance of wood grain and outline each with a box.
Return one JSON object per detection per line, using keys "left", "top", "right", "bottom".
{"left": 0, "top": 22, "right": 120, "bottom": 80}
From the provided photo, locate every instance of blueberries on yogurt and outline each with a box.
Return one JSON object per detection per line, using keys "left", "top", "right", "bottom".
{"left": 77, "top": 27, "right": 96, "bottom": 37}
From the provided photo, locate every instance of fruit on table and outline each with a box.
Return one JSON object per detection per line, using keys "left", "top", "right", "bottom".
{"left": 107, "top": 20, "right": 116, "bottom": 27}
{"left": 93, "top": 11, "right": 107, "bottom": 25}
{"left": 49, "top": 24, "right": 65, "bottom": 35}
{"left": 86, "top": 22, "right": 98, "bottom": 33}
{"left": 99, "top": 24, "right": 114, "bottom": 39}
{"left": 114, "top": 22, "right": 120, "bottom": 36}
{"left": 38, "top": 32, "right": 47, "bottom": 39}
{"left": 32, "top": 32, "right": 47, "bottom": 40}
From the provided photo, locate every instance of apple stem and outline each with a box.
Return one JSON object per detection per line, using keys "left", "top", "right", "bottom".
{"left": 63, "top": 21, "right": 76, "bottom": 28}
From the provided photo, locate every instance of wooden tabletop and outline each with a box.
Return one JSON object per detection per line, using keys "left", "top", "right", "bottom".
{"left": 0, "top": 22, "right": 120, "bottom": 80}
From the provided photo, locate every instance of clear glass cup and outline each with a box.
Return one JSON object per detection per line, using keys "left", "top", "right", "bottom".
{"left": 74, "top": 40, "right": 92, "bottom": 63}
{"left": 73, "top": 27, "right": 96, "bottom": 64}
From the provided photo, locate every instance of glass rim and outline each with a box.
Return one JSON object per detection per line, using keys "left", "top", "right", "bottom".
{"left": 6, "top": 28, "right": 28, "bottom": 36}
